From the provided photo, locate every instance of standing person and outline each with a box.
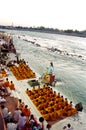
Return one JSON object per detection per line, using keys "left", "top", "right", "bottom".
{"left": 42, "top": 62, "right": 54, "bottom": 78}
{"left": 17, "top": 112, "right": 26, "bottom": 130}
{"left": 4, "top": 78, "right": 10, "bottom": 87}
{"left": 9, "top": 81, "right": 15, "bottom": 90}
{"left": 13, "top": 107, "right": 22, "bottom": 123}
{"left": 41, "top": 62, "right": 55, "bottom": 85}
{"left": 48, "top": 62, "right": 54, "bottom": 75}
{"left": 48, "top": 62, "right": 55, "bottom": 85}
{"left": 22, "top": 105, "right": 31, "bottom": 117}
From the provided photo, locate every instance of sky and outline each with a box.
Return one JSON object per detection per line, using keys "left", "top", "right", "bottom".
{"left": 0, "top": 0, "right": 86, "bottom": 31}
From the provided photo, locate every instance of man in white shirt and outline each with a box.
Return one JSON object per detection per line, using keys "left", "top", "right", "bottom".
{"left": 7, "top": 118, "right": 17, "bottom": 130}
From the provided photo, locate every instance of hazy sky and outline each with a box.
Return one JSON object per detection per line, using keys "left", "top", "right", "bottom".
{"left": 0, "top": 0, "right": 86, "bottom": 31}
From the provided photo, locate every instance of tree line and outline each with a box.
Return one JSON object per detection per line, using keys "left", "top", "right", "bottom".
{"left": 0, "top": 25, "right": 86, "bottom": 37}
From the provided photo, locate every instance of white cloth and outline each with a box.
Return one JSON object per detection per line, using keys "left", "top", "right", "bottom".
{"left": 7, "top": 122, "right": 17, "bottom": 130}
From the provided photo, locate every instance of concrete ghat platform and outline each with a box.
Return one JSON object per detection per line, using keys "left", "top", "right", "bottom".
{"left": 6, "top": 71, "right": 86, "bottom": 130}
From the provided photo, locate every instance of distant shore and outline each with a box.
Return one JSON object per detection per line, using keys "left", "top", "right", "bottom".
{"left": 0, "top": 25, "right": 86, "bottom": 38}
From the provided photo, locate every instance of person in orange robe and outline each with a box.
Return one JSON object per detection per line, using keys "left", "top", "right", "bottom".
{"left": 22, "top": 105, "right": 31, "bottom": 117}
{"left": 4, "top": 78, "right": 10, "bottom": 87}
{"left": 9, "top": 81, "right": 15, "bottom": 90}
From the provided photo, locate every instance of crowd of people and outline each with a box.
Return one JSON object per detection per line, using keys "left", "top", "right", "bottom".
{"left": 1, "top": 99, "right": 51, "bottom": 130}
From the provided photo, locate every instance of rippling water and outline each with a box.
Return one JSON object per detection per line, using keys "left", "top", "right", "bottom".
{"left": 1, "top": 29, "right": 86, "bottom": 113}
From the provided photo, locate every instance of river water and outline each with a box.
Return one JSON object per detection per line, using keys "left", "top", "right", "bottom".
{"left": 1, "top": 29, "right": 86, "bottom": 114}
